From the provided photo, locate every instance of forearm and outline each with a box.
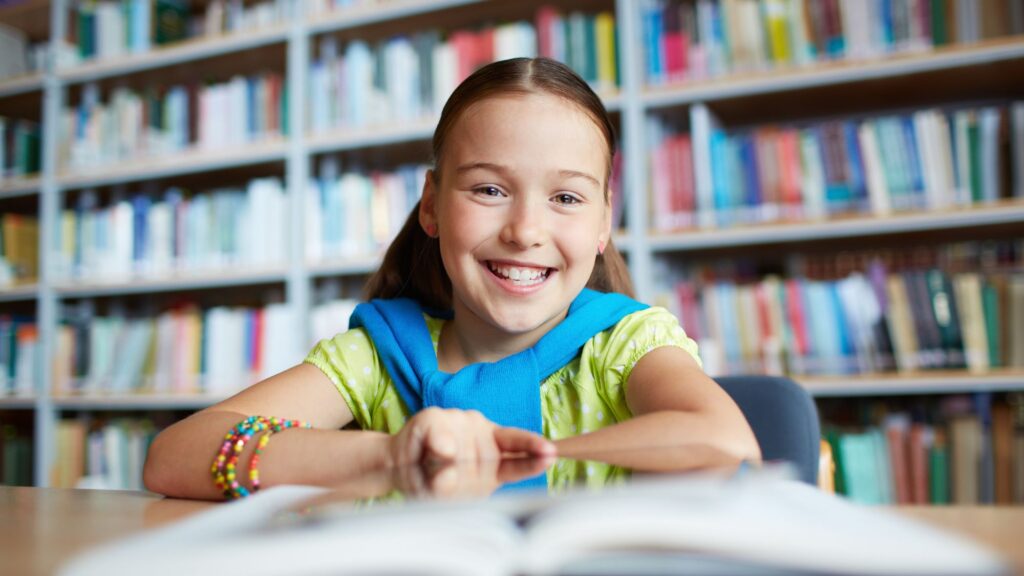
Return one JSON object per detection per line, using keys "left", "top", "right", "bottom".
{"left": 553, "top": 410, "right": 761, "bottom": 472}
{"left": 143, "top": 410, "right": 393, "bottom": 500}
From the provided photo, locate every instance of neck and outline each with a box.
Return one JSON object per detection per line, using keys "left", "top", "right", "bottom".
{"left": 436, "top": 303, "right": 568, "bottom": 373}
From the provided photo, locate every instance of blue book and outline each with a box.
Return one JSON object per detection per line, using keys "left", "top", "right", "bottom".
{"left": 643, "top": 0, "right": 664, "bottom": 85}
{"left": 710, "top": 129, "right": 733, "bottom": 227}
{"left": 130, "top": 195, "right": 151, "bottom": 267}
{"left": 738, "top": 134, "right": 761, "bottom": 221}
{"left": 829, "top": 281, "right": 855, "bottom": 373}
{"left": 880, "top": 0, "right": 895, "bottom": 49}
{"left": 717, "top": 282, "right": 742, "bottom": 371}
{"left": 842, "top": 121, "right": 868, "bottom": 211}
{"left": 900, "top": 116, "right": 925, "bottom": 209}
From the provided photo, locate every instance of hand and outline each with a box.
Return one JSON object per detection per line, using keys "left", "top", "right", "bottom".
{"left": 395, "top": 455, "right": 555, "bottom": 499}
{"left": 387, "top": 408, "right": 555, "bottom": 467}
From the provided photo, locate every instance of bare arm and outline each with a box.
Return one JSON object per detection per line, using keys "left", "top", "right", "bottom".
{"left": 143, "top": 363, "right": 392, "bottom": 500}
{"left": 143, "top": 363, "right": 553, "bottom": 500}
{"left": 553, "top": 346, "right": 761, "bottom": 469}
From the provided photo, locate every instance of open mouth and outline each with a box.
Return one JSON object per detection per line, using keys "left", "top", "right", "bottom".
{"left": 485, "top": 261, "right": 553, "bottom": 287}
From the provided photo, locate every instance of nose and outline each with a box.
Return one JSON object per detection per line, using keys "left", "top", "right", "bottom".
{"left": 499, "top": 195, "right": 546, "bottom": 249}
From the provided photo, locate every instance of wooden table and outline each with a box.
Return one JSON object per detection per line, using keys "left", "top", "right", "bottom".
{"left": 3, "top": 486, "right": 1022, "bottom": 576}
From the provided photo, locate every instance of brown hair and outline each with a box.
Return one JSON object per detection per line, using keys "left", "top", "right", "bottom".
{"left": 364, "top": 57, "right": 634, "bottom": 309}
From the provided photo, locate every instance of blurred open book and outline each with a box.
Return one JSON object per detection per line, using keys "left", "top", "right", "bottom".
{"left": 60, "top": 455, "right": 1008, "bottom": 576}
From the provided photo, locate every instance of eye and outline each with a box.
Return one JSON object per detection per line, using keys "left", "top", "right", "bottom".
{"left": 473, "top": 185, "right": 505, "bottom": 197}
{"left": 553, "top": 193, "right": 582, "bottom": 205}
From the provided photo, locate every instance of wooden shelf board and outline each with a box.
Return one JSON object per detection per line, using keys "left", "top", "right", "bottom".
{"left": 52, "top": 394, "right": 227, "bottom": 410}
{"left": 0, "top": 283, "right": 38, "bottom": 302}
{"left": 0, "top": 175, "right": 41, "bottom": 198}
{"left": 53, "top": 268, "right": 287, "bottom": 298}
{"left": 0, "top": 396, "right": 35, "bottom": 409}
{"left": 649, "top": 201, "right": 1024, "bottom": 252}
{"left": 308, "top": 255, "right": 382, "bottom": 277}
{"left": 307, "top": 0, "right": 483, "bottom": 35}
{"left": 802, "top": 372, "right": 1024, "bottom": 397}
{"left": 307, "top": 120, "right": 435, "bottom": 155}
{"left": 644, "top": 36, "right": 1024, "bottom": 108}
{"left": 57, "top": 24, "right": 291, "bottom": 85}
{"left": 0, "top": 72, "right": 43, "bottom": 98}
{"left": 56, "top": 138, "right": 288, "bottom": 190}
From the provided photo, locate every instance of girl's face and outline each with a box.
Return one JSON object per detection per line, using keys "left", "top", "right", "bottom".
{"left": 421, "top": 93, "right": 612, "bottom": 342}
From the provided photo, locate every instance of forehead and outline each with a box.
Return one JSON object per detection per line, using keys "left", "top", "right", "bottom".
{"left": 444, "top": 93, "right": 608, "bottom": 177}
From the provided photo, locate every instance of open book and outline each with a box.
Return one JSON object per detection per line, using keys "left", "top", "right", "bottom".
{"left": 61, "top": 455, "right": 1008, "bottom": 576}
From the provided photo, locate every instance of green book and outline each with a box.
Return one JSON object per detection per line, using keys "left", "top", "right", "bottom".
{"left": 929, "top": 436, "right": 951, "bottom": 504}
{"left": 153, "top": 0, "right": 189, "bottom": 46}
{"left": 981, "top": 280, "right": 1001, "bottom": 368}
{"left": 931, "top": 0, "right": 948, "bottom": 46}
{"left": 583, "top": 13, "right": 597, "bottom": 84}
{"left": 967, "top": 114, "right": 982, "bottom": 203}
{"left": 825, "top": 428, "right": 847, "bottom": 495}
{"left": 77, "top": 1, "right": 96, "bottom": 59}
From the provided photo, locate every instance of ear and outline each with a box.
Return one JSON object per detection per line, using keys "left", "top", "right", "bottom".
{"left": 419, "top": 170, "right": 438, "bottom": 235}
{"left": 599, "top": 191, "right": 613, "bottom": 248}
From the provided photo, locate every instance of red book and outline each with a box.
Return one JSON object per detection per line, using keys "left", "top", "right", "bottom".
{"left": 674, "top": 134, "right": 696, "bottom": 226}
{"left": 536, "top": 6, "right": 558, "bottom": 59}
{"left": 675, "top": 281, "right": 703, "bottom": 341}
{"left": 776, "top": 129, "right": 803, "bottom": 220}
{"left": 886, "top": 418, "right": 912, "bottom": 504}
{"left": 251, "top": 308, "right": 263, "bottom": 377}
{"left": 450, "top": 31, "right": 476, "bottom": 83}
{"left": 474, "top": 28, "right": 495, "bottom": 72}
{"left": 784, "top": 279, "right": 809, "bottom": 357}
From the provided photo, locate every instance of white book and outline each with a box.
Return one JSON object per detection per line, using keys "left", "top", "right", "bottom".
{"left": 928, "top": 109, "right": 957, "bottom": 208}
{"left": 432, "top": 41, "right": 457, "bottom": 115}
{"left": 60, "top": 470, "right": 1009, "bottom": 576}
{"left": 912, "top": 111, "right": 942, "bottom": 210}
{"left": 858, "top": 120, "right": 892, "bottom": 216}
{"left": 799, "top": 129, "right": 827, "bottom": 220}
{"left": 978, "top": 107, "right": 1001, "bottom": 202}
{"left": 689, "top": 103, "right": 718, "bottom": 229}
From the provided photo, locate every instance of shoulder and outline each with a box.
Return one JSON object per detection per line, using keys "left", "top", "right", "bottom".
{"left": 590, "top": 306, "right": 702, "bottom": 375}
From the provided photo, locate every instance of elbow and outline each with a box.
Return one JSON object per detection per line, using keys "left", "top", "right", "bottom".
{"left": 142, "top": 431, "right": 173, "bottom": 496}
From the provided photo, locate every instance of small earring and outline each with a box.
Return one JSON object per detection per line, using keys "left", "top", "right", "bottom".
{"left": 424, "top": 224, "right": 437, "bottom": 238}
{"left": 597, "top": 241, "right": 606, "bottom": 255}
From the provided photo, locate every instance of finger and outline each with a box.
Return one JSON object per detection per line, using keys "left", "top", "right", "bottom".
{"left": 424, "top": 424, "right": 458, "bottom": 461}
{"left": 497, "top": 453, "right": 555, "bottom": 484}
{"left": 494, "top": 427, "right": 556, "bottom": 456}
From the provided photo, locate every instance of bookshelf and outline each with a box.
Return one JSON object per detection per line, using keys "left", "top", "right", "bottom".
{"left": 0, "top": 0, "right": 1022, "bottom": 495}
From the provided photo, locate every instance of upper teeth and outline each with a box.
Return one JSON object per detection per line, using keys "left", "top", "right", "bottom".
{"left": 488, "top": 263, "right": 549, "bottom": 283}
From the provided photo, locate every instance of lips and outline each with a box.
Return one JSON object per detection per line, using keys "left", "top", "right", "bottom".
{"left": 485, "top": 260, "right": 553, "bottom": 287}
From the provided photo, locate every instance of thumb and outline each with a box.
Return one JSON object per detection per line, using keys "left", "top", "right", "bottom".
{"left": 494, "top": 427, "right": 556, "bottom": 457}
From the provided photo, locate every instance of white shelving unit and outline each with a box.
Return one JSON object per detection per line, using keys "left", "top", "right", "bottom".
{"left": 0, "top": 0, "right": 1023, "bottom": 486}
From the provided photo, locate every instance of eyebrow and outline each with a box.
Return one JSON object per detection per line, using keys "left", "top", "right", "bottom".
{"left": 454, "top": 162, "right": 602, "bottom": 188}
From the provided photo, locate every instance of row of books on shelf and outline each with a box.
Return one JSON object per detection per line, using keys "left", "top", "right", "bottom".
{"left": 659, "top": 240, "right": 1024, "bottom": 376}
{"left": 649, "top": 102, "right": 1024, "bottom": 231}
{"left": 0, "top": 422, "right": 31, "bottom": 486}
{"left": 308, "top": 6, "right": 618, "bottom": 133}
{"left": 51, "top": 417, "right": 154, "bottom": 490}
{"left": 0, "top": 116, "right": 41, "bottom": 184}
{"left": 61, "top": 72, "right": 287, "bottom": 172}
{"left": 642, "top": 0, "right": 1024, "bottom": 86}
{"left": 52, "top": 300, "right": 296, "bottom": 397}
{"left": 826, "top": 393, "right": 1024, "bottom": 505}
{"left": 44, "top": 296, "right": 358, "bottom": 398}
{"left": 69, "top": 0, "right": 294, "bottom": 65}
{"left": 306, "top": 160, "right": 424, "bottom": 261}
{"left": 57, "top": 178, "right": 287, "bottom": 281}
{"left": 0, "top": 212, "right": 38, "bottom": 286}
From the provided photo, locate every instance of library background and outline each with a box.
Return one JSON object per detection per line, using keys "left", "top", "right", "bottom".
{"left": 0, "top": 0, "right": 1022, "bottom": 505}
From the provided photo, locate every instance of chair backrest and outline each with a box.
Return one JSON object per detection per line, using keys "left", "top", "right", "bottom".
{"left": 714, "top": 375, "right": 821, "bottom": 485}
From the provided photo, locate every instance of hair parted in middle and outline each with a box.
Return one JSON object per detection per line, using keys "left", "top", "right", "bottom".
{"left": 364, "top": 57, "right": 634, "bottom": 310}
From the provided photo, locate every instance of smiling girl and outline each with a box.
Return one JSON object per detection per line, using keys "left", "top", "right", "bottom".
{"left": 143, "top": 58, "right": 760, "bottom": 500}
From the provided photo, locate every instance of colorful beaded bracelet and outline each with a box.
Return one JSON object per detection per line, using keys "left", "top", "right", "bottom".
{"left": 210, "top": 416, "right": 310, "bottom": 500}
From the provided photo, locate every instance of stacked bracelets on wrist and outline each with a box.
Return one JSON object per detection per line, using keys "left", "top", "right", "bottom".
{"left": 211, "top": 415, "right": 311, "bottom": 500}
